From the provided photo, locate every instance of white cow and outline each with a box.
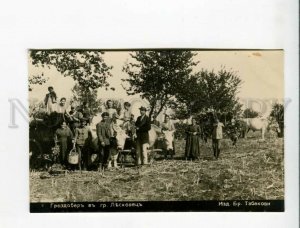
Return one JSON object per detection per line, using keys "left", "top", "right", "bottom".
{"left": 242, "top": 117, "right": 279, "bottom": 140}
{"left": 162, "top": 130, "right": 175, "bottom": 151}
{"left": 149, "top": 124, "right": 174, "bottom": 152}
{"left": 111, "top": 120, "right": 129, "bottom": 150}
{"left": 89, "top": 114, "right": 129, "bottom": 151}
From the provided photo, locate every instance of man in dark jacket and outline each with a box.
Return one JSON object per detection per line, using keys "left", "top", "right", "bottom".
{"left": 135, "top": 106, "right": 151, "bottom": 165}
{"left": 96, "top": 112, "right": 112, "bottom": 169}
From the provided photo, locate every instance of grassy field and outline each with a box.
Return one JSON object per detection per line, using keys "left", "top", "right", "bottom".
{"left": 30, "top": 131, "right": 284, "bottom": 202}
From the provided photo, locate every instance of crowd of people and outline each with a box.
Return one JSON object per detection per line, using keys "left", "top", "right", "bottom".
{"left": 35, "top": 86, "right": 225, "bottom": 171}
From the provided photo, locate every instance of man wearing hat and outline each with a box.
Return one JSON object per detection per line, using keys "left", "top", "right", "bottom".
{"left": 96, "top": 112, "right": 112, "bottom": 169}
{"left": 135, "top": 106, "right": 151, "bottom": 165}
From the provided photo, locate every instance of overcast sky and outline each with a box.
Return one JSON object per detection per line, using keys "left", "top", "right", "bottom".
{"left": 29, "top": 50, "right": 284, "bottom": 115}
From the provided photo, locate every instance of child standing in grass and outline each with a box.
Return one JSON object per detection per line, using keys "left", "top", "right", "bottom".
{"left": 212, "top": 118, "right": 224, "bottom": 159}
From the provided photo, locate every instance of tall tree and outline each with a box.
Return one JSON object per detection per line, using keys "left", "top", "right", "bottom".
{"left": 122, "top": 50, "right": 198, "bottom": 118}
{"left": 176, "top": 68, "right": 243, "bottom": 119}
{"left": 29, "top": 50, "right": 113, "bottom": 91}
{"left": 243, "top": 108, "right": 259, "bottom": 118}
{"left": 70, "top": 83, "right": 103, "bottom": 115}
{"left": 269, "top": 103, "right": 284, "bottom": 137}
{"left": 28, "top": 73, "right": 49, "bottom": 91}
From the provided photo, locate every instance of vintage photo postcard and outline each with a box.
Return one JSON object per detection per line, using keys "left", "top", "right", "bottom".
{"left": 28, "top": 49, "right": 284, "bottom": 212}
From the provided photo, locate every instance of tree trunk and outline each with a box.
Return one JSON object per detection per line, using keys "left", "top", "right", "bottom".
{"left": 149, "top": 101, "right": 156, "bottom": 119}
{"left": 156, "top": 102, "right": 166, "bottom": 118}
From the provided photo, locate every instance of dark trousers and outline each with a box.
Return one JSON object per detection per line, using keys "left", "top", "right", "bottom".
{"left": 76, "top": 144, "right": 89, "bottom": 170}
{"left": 99, "top": 145, "right": 111, "bottom": 168}
{"left": 212, "top": 139, "right": 221, "bottom": 158}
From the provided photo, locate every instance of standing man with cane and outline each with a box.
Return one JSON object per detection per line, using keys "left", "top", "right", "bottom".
{"left": 135, "top": 106, "right": 151, "bottom": 166}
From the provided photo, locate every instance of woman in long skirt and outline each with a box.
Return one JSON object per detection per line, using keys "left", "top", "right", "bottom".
{"left": 54, "top": 121, "right": 74, "bottom": 167}
{"left": 185, "top": 117, "right": 201, "bottom": 160}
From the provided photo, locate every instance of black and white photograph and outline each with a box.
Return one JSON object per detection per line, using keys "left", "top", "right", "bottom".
{"left": 28, "top": 49, "right": 284, "bottom": 212}
{"left": 0, "top": 0, "right": 298, "bottom": 227}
